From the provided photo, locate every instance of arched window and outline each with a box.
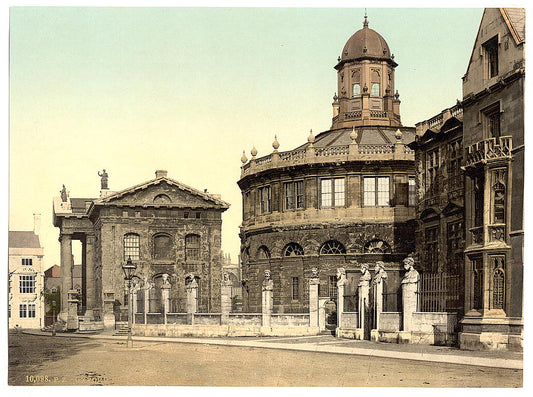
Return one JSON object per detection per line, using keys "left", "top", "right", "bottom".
{"left": 124, "top": 233, "right": 140, "bottom": 260}
{"left": 153, "top": 194, "right": 172, "bottom": 204}
{"left": 283, "top": 243, "right": 304, "bottom": 257}
{"left": 185, "top": 234, "right": 200, "bottom": 261}
{"left": 319, "top": 240, "right": 346, "bottom": 255}
{"left": 371, "top": 70, "right": 380, "bottom": 96}
{"left": 256, "top": 246, "right": 271, "bottom": 260}
{"left": 363, "top": 239, "right": 391, "bottom": 254}
{"left": 491, "top": 256, "right": 505, "bottom": 310}
{"left": 153, "top": 233, "right": 172, "bottom": 260}
{"left": 352, "top": 84, "right": 361, "bottom": 97}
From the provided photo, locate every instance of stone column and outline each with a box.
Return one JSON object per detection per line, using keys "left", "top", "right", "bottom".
{"left": 336, "top": 268, "right": 347, "bottom": 332}
{"left": 186, "top": 275, "right": 198, "bottom": 325}
{"left": 84, "top": 234, "right": 96, "bottom": 320}
{"left": 261, "top": 270, "right": 273, "bottom": 328}
{"left": 59, "top": 233, "right": 73, "bottom": 322}
{"left": 221, "top": 272, "right": 233, "bottom": 325}
{"left": 67, "top": 290, "right": 79, "bottom": 330}
{"left": 371, "top": 262, "right": 388, "bottom": 335}
{"left": 401, "top": 257, "right": 420, "bottom": 332}
{"left": 161, "top": 274, "right": 171, "bottom": 325}
{"left": 308, "top": 268, "right": 320, "bottom": 327}
{"left": 132, "top": 289, "right": 138, "bottom": 325}
{"left": 358, "top": 264, "right": 371, "bottom": 339}
{"left": 102, "top": 292, "right": 115, "bottom": 329}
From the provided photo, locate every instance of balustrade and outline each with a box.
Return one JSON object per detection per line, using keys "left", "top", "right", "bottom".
{"left": 465, "top": 136, "right": 512, "bottom": 167}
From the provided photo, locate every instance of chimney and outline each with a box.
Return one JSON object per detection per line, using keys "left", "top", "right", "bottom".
{"left": 155, "top": 170, "right": 168, "bottom": 178}
{"left": 33, "top": 213, "right": 41, "bottom": 235}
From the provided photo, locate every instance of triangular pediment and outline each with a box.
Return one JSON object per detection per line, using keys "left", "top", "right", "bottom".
{"left": 94, "top": 177, "right": 230, "bottom": 210}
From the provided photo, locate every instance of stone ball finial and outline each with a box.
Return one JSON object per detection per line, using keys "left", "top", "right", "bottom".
{"left": 272, "top": 135, "right": 280, "bottom": 150}
{"left": 395, "top": 129, "right": 403, "bottom": 140}
{"left": 350, "top": 126, "right": 358, "bottom": 142}
{"left": 241, "top": 150, "right": 248, "bottom": 164}
{"left": 307, "top": 129, "right": 315, "bottom": 144}
{"left": 251, "top": 146, "right": 258, "bottom": 157}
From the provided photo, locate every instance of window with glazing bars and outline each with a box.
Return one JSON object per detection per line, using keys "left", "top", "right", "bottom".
{"left": 292, "top": 277, "right": 299, "bottom": 300}
{"left": 28, "top": 304, "right": 36, "bottom": 318}
{"left": 284, "top": 181, "right": 304, "bottom": 210}
{"left": 124, "top": 233, "right": 140, "bottom": 260}
{"left": 21, "top": 258, "right": 32, "bottom": 266}
{"left": 19, "top": 275, "right": 35, "bottom": 294}
{"left": 260, "top": 186, "right": 271, "bottom": 213}
{"left": 185, "top": 234, "right": 200, "bottom": 261}
{"left": 364, "top": 177, "right": 390, "bottom": 206}
{"left": 321, "top": 178, "right": 345, "bottom": 207}
{"left": 408, "top": 177, "right": 416, "bottom": 206}
{"left": 19, "top": 304, "right": 27, "bottom": 318}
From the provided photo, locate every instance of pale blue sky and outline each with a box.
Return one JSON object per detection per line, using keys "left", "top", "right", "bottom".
{"left": 9, "top": 7, "right": 484, "bottom": 268}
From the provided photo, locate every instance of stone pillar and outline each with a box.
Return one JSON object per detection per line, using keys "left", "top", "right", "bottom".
{"left": 132, "top": 289, "right": 138, "bottom": 325}
{"left": 186, "top": 275, "right": 198, "bottom": 325}
{"left": 161, "top": 274, "right": 171, "bottom": 325}
{"left": 308, "top": 268, "right": 320, "bottom": 327}
{"left": 221, "top": 272, "right": 233, "bottom": 325}
{"left": 261, "top": 270, "right": 273, "bottom": 328}
{"left": 67, "top": 290, "right": 79, "bottom": 330}
{"left": 336, "top": 268, "right": 347, "bottom": 333}
{"left": 358, "top": 264, "right": 371, "bottom": 339}
{"left": 59, "top": 233, "right": 73, "bottom": 322}
{"left": 371, "top": 262, "right": 388, "bottom": 336}
{"left": 401, "top": 257, "right": 420, "bottom": 332}
{"left": 143, "top": 278, "right": 151, "bottom": 325}
{"left": 102, "top": 292, "right": 115, "bottom": 329}
{"left": 84, "top": 234, "right": 96, "bottom": 320}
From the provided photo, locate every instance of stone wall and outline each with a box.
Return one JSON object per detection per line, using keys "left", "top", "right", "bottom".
{"left": 134, "top": 324, "right": 320, "bottom": 338}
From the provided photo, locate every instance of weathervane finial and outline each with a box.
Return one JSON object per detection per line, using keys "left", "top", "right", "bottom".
{"left": 363, "top": 9, "right": 369, "bottom": 28}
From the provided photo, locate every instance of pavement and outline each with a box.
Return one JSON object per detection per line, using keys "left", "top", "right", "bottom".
{"left": 22, "top": 329, "right": 523, "bottom": 370}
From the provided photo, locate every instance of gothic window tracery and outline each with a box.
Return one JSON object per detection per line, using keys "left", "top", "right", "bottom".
{"left": 491, "top": 256, "right": 505, "bottom": 310}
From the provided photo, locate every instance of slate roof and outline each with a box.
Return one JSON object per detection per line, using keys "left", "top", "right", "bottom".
{"left": 70, "top": 198, "right": 95, "bottom": 214}
{"left": 502, "top": 8, "right": 525, "bottom": 44}
{"left": 9, "top": 231, "right": 41, "bottom": 248}
{"left": 296, "top": 126, "right": 415, "bottom": 150}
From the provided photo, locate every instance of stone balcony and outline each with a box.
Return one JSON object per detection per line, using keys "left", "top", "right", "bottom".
{"left": 241, "top": 142, "right": 414, "bottom": 178}
{"left": 464, "top": 136, "right": 512, "bottom": 168}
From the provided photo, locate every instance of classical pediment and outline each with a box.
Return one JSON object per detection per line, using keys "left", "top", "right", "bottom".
{"left": 93, "top": 177, "right": 230, "bottom": 210}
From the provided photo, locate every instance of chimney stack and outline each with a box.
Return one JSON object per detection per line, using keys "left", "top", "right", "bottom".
{"left": 155, "top": 170, "right": 168, "bottom": 178}
{"left": 33, "top": 213, "right": 41, "bottom": 235}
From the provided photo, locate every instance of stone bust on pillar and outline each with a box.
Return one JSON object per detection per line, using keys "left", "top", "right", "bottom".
{"left": 161, "top": 273, "right": 171, "bottom": 289}
{"left": 262, "top": 269, "right": 273, "bottom": 291}
{"left": 401, "top": 257, "right": 420, "bottom": 284}
{"left": 358, "top": 263, "right": 372, "bottom": 287}
{"left": 372, "top": 261, "right": 388, "bottom": 285}
{"left": 186, "top": 273, "right": 198, "bottom": 289}
{"left": 336, "top": 267, "right": 347, "bottom": 287}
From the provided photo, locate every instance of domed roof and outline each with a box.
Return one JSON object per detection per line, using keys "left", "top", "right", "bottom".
{"left": 337, "top": 17, "right": 396, "bottom": 67}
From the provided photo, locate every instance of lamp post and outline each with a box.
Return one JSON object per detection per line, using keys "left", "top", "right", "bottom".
{"left": 122, "top": 256, "right": 137, "bottom": 348}
{"left": 51, "top": 300, "right": 56, "bottom": 336}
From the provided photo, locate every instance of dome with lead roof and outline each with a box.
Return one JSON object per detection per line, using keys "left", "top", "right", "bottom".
{"left": 337, "top": 16, "right": 396, "bottom": 67}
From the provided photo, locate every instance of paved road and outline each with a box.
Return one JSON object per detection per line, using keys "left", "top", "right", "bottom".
{"left": 8, "top": 332, "right": 522, "bottom": 387}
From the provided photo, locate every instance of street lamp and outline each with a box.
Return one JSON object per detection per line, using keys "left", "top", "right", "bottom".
{"left": 51, "top": 300, "right": 56, "bottom": 337}
{"left": 122, "top": 256, "right": 137, "bottom": 348}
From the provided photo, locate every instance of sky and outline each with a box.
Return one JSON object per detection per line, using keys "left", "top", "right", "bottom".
{"left": 8, "top": 5, "right": 486, "bottom": 269}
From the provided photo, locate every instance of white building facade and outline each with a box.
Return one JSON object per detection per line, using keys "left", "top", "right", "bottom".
{"left": 8, "top": 214, "right": 45, "bottom": 329}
